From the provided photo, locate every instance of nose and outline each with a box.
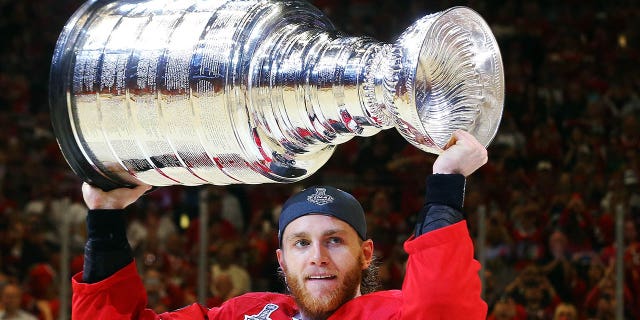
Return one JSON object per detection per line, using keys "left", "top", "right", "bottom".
{"left": 309, "top": 242, "right": 329, "bottom": 266}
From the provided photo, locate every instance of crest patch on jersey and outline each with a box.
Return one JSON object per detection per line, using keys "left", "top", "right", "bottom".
{"left": 244, "top": 303, "right": 279, "bottom": 320}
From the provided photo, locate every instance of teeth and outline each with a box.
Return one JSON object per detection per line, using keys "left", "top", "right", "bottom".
{"left": 308, "top": 275, "right": 334, "bottom": 279}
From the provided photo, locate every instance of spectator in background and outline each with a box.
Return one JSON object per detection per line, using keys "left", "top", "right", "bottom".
{"left": 130, "top": 202, "right": 180, "bottom": 273}
{"left": 620, "top": 219, "right": 640, "bottom": 313}
{"left": 584, "top": 268, "right": 636, "bottom": 319}
{"left": 186, "top": 193, "right": 238, "bottom": 255}
{"left": 584, "top": 257, "right": 606, "bottom": 293}
{"left": 509, "top": 201, "right": 546, "bottom": 269}
{"left": 0, "top": 283, "right": 37, "bottom": 320}
{"left": 353, "top": 133, "right": 402, "bottom": 192}
{"left": 142, "top": 268, "right": 170, "bottom": 314}
{"left": 618, "top": 115, "right": 639, "bottom": 150}
{"left": 0, "top": 217, "right": 52, "bottom": 281}
{"left": 541, "top": 230, "right": 586, "bottom": 305}
{"left": 209, "top": 242, "right": 251, "bottom": 300}
{"left": 487, "top": 298, "right": 526, "bottom": 320}
{"left": 623, "top": 169, "right": 639, "bottom": 216}
{"left": 22, "top": 263, "right": 59, "bottom": 320}
{"left": 520, "top": 277, "right": 559, "bottom": 320}
{"left": 363, "top": 188, "right": 406, "bottom": 260}
{"left": 158, "top": 233, "right": 195, "bottom": 296}
{"left": 558, "top": 193, "right": 596, "bottom": 254}
{"left": 206, "top": 274, "right": 233, "bottom": 308}
{"left": 376, "top": 242, "right": 405, "bottom": 290}
{"left": 504, "top": 265, "right": 559, "bottom": 311}
{"left": 483, "top": 269, "right": 504, "bottom": 315}
{"left": 552, "top": 303, "right": 577, "bottom": 320}
{"left": 244, "top": 203, "right": 280, "bottom": 293}
{"left": 586, "top": 218, "right": 640, "bottom": 316}
{"left": 483, "top": 211, "right": 513, "bottom": 272}
{"left": 202, "top": 187, "right": 245, "bottom": 234}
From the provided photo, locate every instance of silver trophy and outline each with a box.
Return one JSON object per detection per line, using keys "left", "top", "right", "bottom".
{"left": 50, "top": 0, "right": 504, "bottom": 190}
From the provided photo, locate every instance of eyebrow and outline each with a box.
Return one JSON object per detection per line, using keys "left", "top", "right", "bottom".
{"left": 286, "top": 229, "right": 345, "bottom": 241}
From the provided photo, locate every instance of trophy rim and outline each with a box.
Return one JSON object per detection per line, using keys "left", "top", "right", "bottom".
{"left": 393, "top": 6, "right": 505, "bottom": 154}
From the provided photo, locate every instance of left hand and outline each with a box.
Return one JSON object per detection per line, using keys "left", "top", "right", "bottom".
{"left": 82, "top": 182, "right": 151, "bottom": 210}
{"left": 432, "top": 130, "right": 488, "bottom": 177}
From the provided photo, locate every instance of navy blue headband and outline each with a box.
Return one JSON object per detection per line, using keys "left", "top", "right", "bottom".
{"left": 278, "top": 186, "right": 366, "bottom": 246}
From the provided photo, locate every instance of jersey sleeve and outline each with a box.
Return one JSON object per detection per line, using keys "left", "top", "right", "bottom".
{"left": 72, "top": 262, "right": 302, "bottom": 319}
{"left": 401, "top": 221, "right": 487, "bottom": 319}
{"left": 72, "top": 262, "right": 209, "bottom": 320}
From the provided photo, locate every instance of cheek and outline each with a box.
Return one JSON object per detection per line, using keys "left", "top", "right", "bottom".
{"left": 280, "top": 255, "right": 302, "bottom": 274}
{"left": 279, "top": 255, "right": 291, "bottom": 273}
{"left": 339, "top": 251, "right": 364, "bottom": 272}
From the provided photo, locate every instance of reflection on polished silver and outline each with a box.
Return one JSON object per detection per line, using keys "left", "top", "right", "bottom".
{"left": 50, "top": 0, "right": 504, "bottom": 189}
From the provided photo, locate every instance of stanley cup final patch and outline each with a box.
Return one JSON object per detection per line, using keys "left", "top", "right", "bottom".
{"left": 307, "top": 188, "right": 334, "bottom": 205}
{"left": 244, "top": 304, "right": 279, "bottom": 320}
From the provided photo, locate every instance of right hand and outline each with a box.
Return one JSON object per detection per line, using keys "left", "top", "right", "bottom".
{"left": 432, "top": 130, "right": 488, "bottom": 177}
{"left": 82, "top": 182, "right": 152, "bottom": 210}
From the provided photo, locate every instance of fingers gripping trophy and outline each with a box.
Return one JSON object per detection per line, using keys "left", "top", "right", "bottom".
{"left": 50, "top": 0, "right": 504, "bottom": 190}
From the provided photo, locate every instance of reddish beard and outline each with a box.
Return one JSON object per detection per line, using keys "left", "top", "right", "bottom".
{"left": 284, "top": 256, "right": 363, "bottom": 320}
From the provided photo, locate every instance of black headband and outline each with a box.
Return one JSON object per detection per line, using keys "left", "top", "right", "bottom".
{"left": 278, "top": 186, "right": 366, "bottom": 247}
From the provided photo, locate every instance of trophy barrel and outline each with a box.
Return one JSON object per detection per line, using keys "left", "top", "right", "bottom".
{"left": 50, "top": 0, "right": 336, "bottom": 190}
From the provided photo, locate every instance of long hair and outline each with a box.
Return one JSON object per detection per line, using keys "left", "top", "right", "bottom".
{"left": 359, "top": 256, "right": 380, "bottom": 294}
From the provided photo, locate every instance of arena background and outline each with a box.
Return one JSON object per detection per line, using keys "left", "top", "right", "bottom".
{"left": 0, "top": 0, "right": 638, "bottom": 319}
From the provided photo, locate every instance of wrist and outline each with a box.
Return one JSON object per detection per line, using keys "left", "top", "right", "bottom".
{"left": 88, "top": 200, "right": 124, "bottom": 210}
{"left": 425, "top": 174, "right": 466, "bottom": 210}
{"left": 86, "top": 209, "right": 128, "bottom": 240}
{"left": 432, "top": 164, "right": 457, "bottom": 175}
{"left": 83, "top": 209, "right": 132, "bottom": 283}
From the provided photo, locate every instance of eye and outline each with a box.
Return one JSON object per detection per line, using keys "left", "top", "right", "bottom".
{"left": 294, "top": 239, "right": 310, "bottom": 248}
{"left": 327, "top": 237, "right": 343, "bottom": 245}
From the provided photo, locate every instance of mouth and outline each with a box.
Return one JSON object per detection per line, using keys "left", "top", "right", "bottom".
{"left": 306, "top": 274, "right": 337, "bottom": 281}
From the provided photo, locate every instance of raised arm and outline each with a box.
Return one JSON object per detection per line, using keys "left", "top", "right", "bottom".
{"left": 402, "top": 130, "right": 488, "bottom": 319}
{"left": 73, "top": 183, "right": 214, "bottom": 319}
{"left": 414, "top": 130, "right": 487, "bottom": 236}
{"left": 80, "top": 183, "right": 150, "bottom": 283}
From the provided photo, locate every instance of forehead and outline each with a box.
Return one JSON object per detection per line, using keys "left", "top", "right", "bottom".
{"left": 2, "top": 285, "right": 20, "bottom": 295}
{"left": 283, "top": 214, "right": 357, "bottom": 237}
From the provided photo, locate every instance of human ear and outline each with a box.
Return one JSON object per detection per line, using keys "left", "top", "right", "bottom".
{"left": 361, "top": 239, "right": 374, "bottom": 269}
{"left": 276, "top": 248, "right": 285, "bottom": 272}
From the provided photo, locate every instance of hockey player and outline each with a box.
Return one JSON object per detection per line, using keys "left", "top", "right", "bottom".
{"left": 72, "top": 130, "right": 489, "bottom": 319}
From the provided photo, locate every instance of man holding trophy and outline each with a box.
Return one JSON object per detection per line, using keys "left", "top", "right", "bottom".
{"left": 48, "top": 0, "right": 505, "bottom": 319}
{"left": 75, "top": 129, "right": 488, "bottom": 319}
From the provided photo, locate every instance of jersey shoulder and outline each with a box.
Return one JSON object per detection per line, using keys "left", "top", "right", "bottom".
{"left": 329, "top": 290, "right": 402, "bottom": 319}
{"left": 207, "top": 292, "right": 298, "bottom": 319}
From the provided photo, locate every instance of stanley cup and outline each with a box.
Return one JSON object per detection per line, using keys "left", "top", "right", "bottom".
{"left": 49, "top": 0, "right": 504, "bottom": 190}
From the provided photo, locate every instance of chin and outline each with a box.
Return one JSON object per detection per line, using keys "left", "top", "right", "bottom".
{"left": 291, "top": 279, "right": 360, "bottom": 320}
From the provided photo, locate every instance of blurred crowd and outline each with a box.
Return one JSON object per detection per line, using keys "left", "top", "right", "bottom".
{"left": 0, "top": 0, "right": 639, "bottom": 319}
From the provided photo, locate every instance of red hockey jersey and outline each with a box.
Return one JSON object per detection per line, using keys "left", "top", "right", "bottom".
{"left": 72, "top": 221, "right": 487, "bottom": 319}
